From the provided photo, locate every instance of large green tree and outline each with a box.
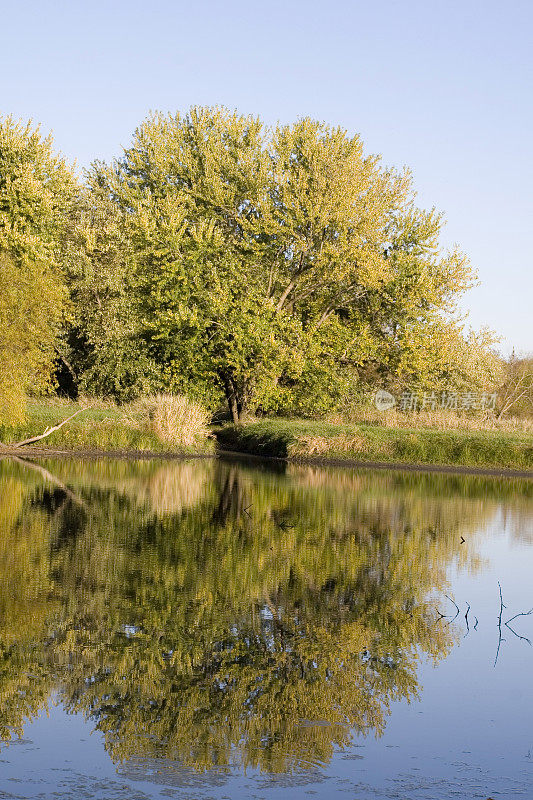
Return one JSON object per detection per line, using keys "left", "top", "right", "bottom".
{"left": 74, "top": 107, "right": 494, "bottom": 418}
{"left": 0, "top": 118, "right": 76, "bottom": 423}
{"left": 61, "top": 186, "right": 159, "bottom": 400}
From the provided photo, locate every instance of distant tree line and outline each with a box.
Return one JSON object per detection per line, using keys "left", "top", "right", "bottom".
{"left": 2, "top": 108, "right": 526, "bottom": 425}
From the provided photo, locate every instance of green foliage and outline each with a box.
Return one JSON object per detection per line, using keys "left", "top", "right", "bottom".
{"left": 0, "top": 110, "right": 502, "bottom": 418}
{"left": 0, "top": 250, "right": 65, "bottom": 425}
{"left": 61, "top": 187, "right": 159, "bottom": 401}
{"left": 74, "top": 106, "right": 493, "bottom": 418}
{"left": 0, "top": 118, "right": 76, "bottom": 424}
{"left": 0, "top": 117, "right": 75, "bottom": 263}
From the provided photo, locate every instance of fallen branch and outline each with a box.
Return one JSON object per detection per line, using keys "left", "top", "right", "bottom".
{"left": 444, "top": 594, "right": 460, "bottom": 625}
{"left": 8, "top": 408, "right": 88, "bottom": 448}
{"left": 505, "top": 622, "right": 532, "bottom": 646}
{"left": 505, "top": 608, "right": 533, "bottom": 626}
{"left": 464, "top": 602, "right": 471, "bottom": 637}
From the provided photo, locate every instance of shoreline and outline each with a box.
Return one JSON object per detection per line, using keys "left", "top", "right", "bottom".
{"left": 0, "top": 446, "right": 212, "bottom": 461}
{"left": 1, "top": 445, "right": 532, "bottom": 479}
{"left": 214, "top": 419, "right": 533, "bottom": 476}
{"left": 217, "top": 448, "right": 533, "bottom": 479}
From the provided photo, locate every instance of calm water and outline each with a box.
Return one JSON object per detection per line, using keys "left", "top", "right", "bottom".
{"left": 0, "top": 456, "right": 532, "bottom": 800}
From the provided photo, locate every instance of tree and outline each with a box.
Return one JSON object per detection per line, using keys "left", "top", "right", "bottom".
{"left": 77, "top": 107, "right": 492, "bottom": 418}
{"left": 0, "top": 251, "right": 65, "bottom": 425}
{"left": 61, "top": 186, "right": 159, "bottom": 401}
{"left": 90, "top": 107, "right": 292, "bottom": 417}
{"left": 495, "top": 354, "right": 533, "bottom": 418}
{"left": 0, "top": 117, "right": 76, "bottom": 423}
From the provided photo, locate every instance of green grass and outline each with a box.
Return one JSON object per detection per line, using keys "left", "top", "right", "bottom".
{"left": 215, "top": 418, "right": 533, "bottom": 471}
{"left": 0, "top": 399, "right": 214, "bottom": 454}
{"left": 3, "top": 401, "right": 532, "bottom": 470}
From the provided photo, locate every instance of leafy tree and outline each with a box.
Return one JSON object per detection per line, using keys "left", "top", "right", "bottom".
{"left": 61, "top": 187, "right": 159, "bottom": 400}
{"left": 0, "top": 117, "right": 76, "bottom": 423}
{"left": 78, "top": 107, "right": 490, "bottom": 419}
{"left": 355, "top": 207, "right": 501, "bottom": 391}
{"left": 89, "top": 107, "right": 290, "bottom": 416}
{"left": 0, "top": 250, "right": 65, "bottom": 425}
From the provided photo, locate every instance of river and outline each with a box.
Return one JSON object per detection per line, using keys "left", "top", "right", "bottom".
{"left": 0, "top": 456, "right": 532, "bottom": 799}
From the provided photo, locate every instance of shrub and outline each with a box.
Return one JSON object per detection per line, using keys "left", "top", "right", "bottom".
{"left": 131, "top": 394, "right": 211, "bottom": 449}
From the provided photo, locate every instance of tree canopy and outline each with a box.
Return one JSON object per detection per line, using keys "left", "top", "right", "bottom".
{"left": 69, "top": 107, "right": 497, "bottom": 419}
{"left": 0, "top": 118, "right": 76, "bottom": 422}
{"left": 0, "top": 109, "right": 503, "bottom": 423}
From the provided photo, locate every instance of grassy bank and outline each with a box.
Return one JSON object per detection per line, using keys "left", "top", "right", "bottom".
{"left": 215, "top": 418, "right": 533, "bottom": 472}
{"left": 0, "top": 398, "right": 214, "bottom": 454}
{"left": 2, "top": 400, "right": 532, "bottom": 472}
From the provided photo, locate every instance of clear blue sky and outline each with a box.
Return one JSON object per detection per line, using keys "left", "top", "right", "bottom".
{"left": 2, "top": 0, "right": 531, "bottom": 354}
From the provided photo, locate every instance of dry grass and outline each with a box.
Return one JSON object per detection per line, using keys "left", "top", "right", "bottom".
{"left": 2, "top": 395, "right": 213, "bottom": 452}
{"left": 217, "top": 417, "right": 533, "bottom": 470}
{"left": 128, "top": 393, "right": 211, "bottom": 449}
{"left": 326, "top": 407, "right": 533, "bottom": 433}
{"left": 288, "top": 433, "right": 366, "bottom": 457}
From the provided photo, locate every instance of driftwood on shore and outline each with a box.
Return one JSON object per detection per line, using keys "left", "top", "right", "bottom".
{"left": 4, "top": 408, "right": 88, "bottom": 448}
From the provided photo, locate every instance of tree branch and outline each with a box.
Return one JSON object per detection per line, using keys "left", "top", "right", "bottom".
{"left": 9, "top": 408, "right": 88, "bottom": 448}
{"left": 275, "top": 252, "right": 308, "bottom": 311}
{"left": 275, "top": 279, "right": 295, "bottom": 312}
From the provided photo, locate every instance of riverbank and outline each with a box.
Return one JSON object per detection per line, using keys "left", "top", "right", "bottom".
{"left": 0, "top": 399, "right": 215, "bottom": 455}
{"left": 1, "top": 401, "right": 532, "bottom": 475}
{"left": 215, "top": 418, "right": 533, "bottom": 473}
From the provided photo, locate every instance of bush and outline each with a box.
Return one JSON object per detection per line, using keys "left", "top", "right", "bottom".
{"left": 130, "top": 394, "right": 211, "bottom": 449}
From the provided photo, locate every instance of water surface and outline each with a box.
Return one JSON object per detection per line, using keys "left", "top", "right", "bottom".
{"left": 0, "top": 456, "right": 532, "bottom": 799}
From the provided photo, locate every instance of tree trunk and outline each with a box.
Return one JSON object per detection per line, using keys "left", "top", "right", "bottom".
{"left": 224, "top": 376, "right": 240, "bottom": 424}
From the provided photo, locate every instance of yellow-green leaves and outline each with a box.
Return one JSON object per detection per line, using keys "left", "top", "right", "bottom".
{"left": 0, "top": 251, "right": 66, "bottom": 425}
{"left": 0, "top": 118, "right": 77, "bottom": 424}
{"left": 0, "top": 117, "right": 76, "bottom": 265}
{"left": 71, "top": 106, "right": 496, "bottom": 412}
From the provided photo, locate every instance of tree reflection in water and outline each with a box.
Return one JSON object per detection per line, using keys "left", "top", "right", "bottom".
{"left": 0, "top": 457, "right": 529, "bottom": 773}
